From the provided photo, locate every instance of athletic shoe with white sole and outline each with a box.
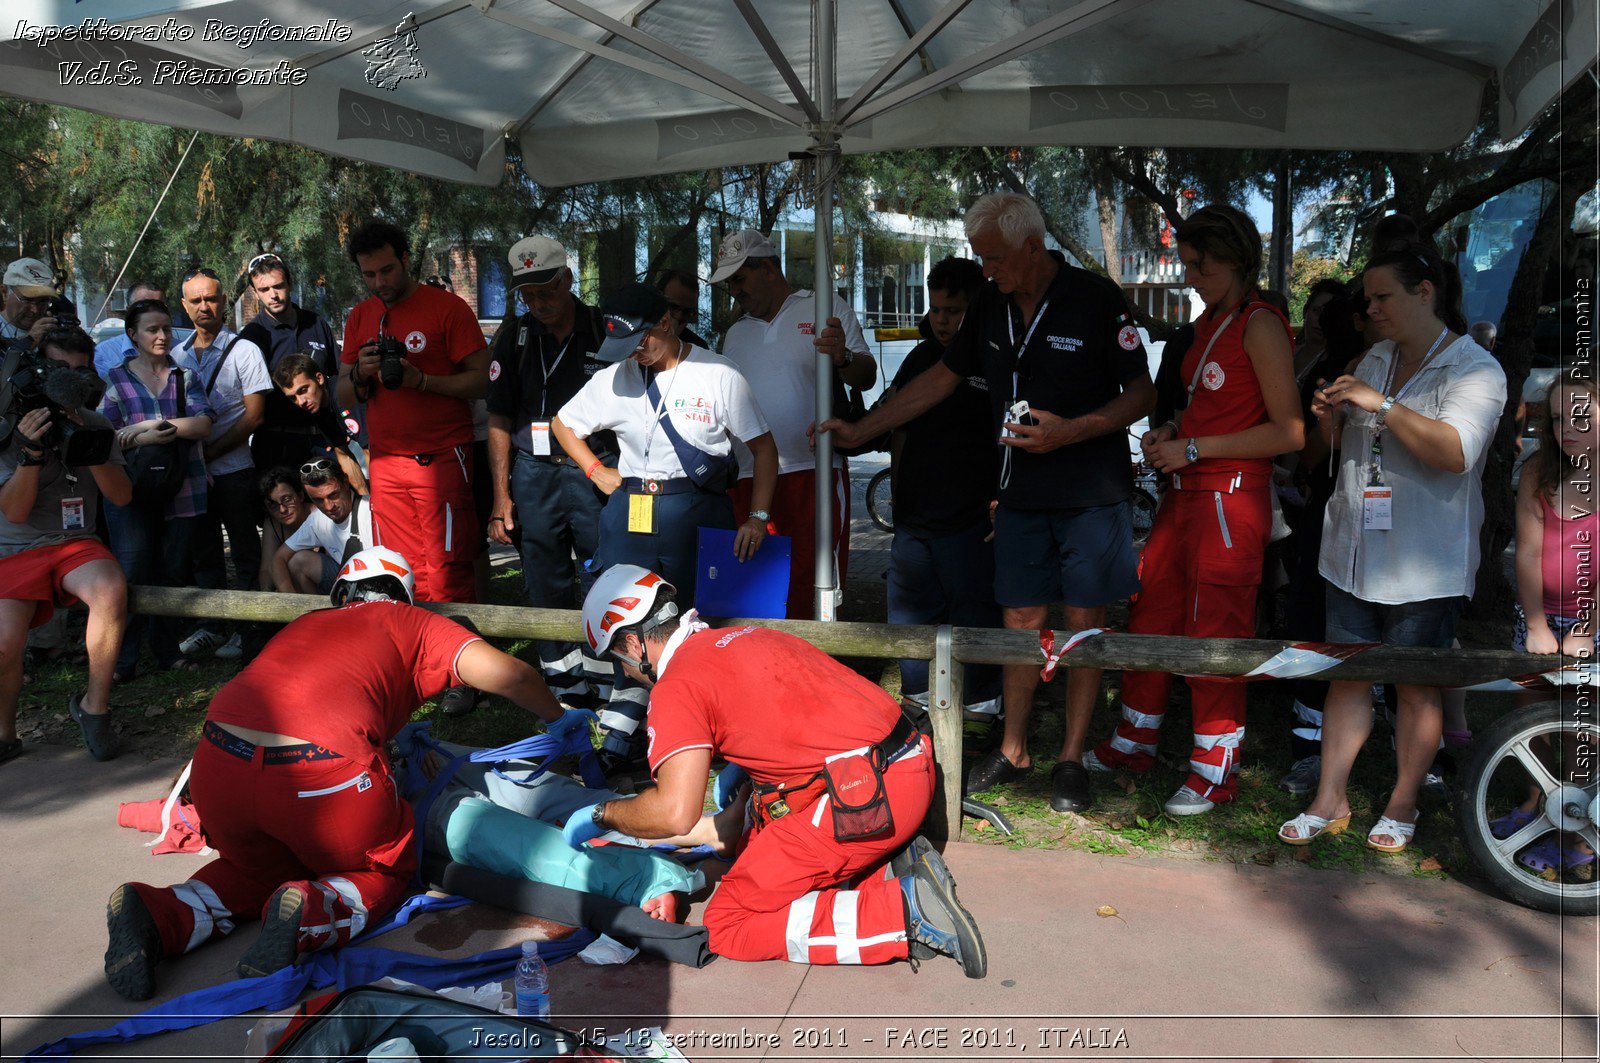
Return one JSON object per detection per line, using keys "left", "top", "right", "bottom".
{"left": 179, "top": 628, "right": 226, "bottom": 656}
{"left": 213, "top": 632, "right": 244, "bottom": 660}
{"left": 1162, "top": 785, "right": 1216, "bottom": 816}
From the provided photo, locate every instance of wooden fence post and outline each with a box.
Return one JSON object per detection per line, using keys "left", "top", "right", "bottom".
{"left": 926, "top": 625, "right": 964, "bottom": 842}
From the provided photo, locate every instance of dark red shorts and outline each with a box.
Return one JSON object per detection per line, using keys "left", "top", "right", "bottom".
{"left": 0, "top": 538, "right": 117, "bottom": 628}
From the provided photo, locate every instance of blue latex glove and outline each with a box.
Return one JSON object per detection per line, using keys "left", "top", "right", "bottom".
{"left": 713, "top": 763, "right": 749, "bottom": 811}
{"left": 546, "top": 707, "right": 597, "bottom": 744}
{"left": 564, "top": 803, "right": 606, "bottom": 849}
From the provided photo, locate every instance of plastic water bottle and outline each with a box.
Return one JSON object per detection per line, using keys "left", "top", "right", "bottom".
{"left": 514, "top": 940, "right": 551, "bottom": 1020}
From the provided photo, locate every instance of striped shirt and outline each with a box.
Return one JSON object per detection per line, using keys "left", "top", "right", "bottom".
{"left": 99, "top": 359, "right": 215, "bottom": 518}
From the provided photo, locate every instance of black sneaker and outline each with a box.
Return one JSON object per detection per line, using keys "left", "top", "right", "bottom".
{"left": 438, "top": 685, "right": 482, "bottom": 718}
{"left": 963, "top": 749, "right": 1030, "bottom": 796}
{"left": 237, "top": 885, "right": 305, "bottom": 978}
{"left": 1049, "top": 760, "right": 1093, "bottom": 813}
{"left": 105, "top": 884, "right": 161, "bottom": 1001}
{"left": 899, "top": 858, "right": 987, "bottom": 978}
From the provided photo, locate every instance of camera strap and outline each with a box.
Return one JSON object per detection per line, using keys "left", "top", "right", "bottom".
{"left": 204, "top": 335, "right": 245, "bottom": 394}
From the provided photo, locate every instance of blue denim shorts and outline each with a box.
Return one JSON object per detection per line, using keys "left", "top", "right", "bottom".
{"left": 1324, "top": 584, "right": 1461, "bottom": 648}
{"left": 992, "top": 501, "right": 1140, "bottom": 609}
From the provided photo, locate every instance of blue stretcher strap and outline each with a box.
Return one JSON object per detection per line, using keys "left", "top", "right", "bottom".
{"left": 19, "top": 871, "right": 592, "bottom": 1058}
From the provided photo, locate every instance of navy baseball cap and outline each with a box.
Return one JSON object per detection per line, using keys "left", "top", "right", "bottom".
{"left": 596, "top": 282, "right": 671, "bottom": 363}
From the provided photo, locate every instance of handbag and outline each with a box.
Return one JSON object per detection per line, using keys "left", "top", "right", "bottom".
{"left": 124, "top": 367, "right": 189, "bottom": 508}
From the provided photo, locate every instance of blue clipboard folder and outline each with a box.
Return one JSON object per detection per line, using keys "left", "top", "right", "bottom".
{"left": 695, "top": 527, "right": 791, "bottom": 618}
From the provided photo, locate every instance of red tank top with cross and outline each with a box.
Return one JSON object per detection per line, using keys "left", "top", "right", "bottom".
{"left": 1178, "top": 298, "right": 1291, "bottom": 479}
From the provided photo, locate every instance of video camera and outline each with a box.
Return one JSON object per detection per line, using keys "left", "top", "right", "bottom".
{"left": 0, "top": 341, "right": 115, "bottom": 466}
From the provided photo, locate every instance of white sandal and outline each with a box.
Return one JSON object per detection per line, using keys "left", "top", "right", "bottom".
{"left": 1366, "top": 816, "right": 1416, "bottom": 853}
{"left": 1278, "top": 811, "right": 1351, "bottom": 846}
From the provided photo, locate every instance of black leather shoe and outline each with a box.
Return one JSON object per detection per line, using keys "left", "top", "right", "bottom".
{"left": 1050, "top": 760, "right": 1093, "bottom": 813}
{"left": 963, "top": 749, "right": 1030, "bottom": 795}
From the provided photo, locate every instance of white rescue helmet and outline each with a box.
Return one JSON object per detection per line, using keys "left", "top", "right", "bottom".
{"left": 331, "top": 546, "right": 416, "bottom": 607}
{"left": 582, "top": 564, "right": 675, "bottom": 656}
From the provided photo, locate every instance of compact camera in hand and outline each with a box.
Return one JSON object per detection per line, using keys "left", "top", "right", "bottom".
{"left": 375, "top": 334, "right": 407, "bottom": 390}
{"left": 1000, "top": 399, "right": 1034, "bottom": 439}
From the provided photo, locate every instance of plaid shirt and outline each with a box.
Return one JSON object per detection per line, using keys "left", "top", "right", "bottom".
{"left": 100, "top": 359, "right": 216, "bottom": 518}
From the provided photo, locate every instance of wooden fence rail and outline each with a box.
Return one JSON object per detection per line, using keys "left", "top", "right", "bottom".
{"left": 127, "top": 586, "right": 1571, "bottom": 840}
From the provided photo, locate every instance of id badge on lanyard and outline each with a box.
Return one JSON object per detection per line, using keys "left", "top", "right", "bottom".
{"left": 61, "top": 496, "right": 85, "bottom": 530}
{"left": 1363, "top": 433, "right": 1392, "bottom": 531}
{"left": 530, "top": 421, "right": 552, "bottom": 456}
{"left": 628, "top": 492, "right": 654, "bottom": 534}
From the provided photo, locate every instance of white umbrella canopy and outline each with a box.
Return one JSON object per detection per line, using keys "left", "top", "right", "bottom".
{"left": 0, "top": 0, "right": 1593, "bottom": 188}
{"left": 2, "top": 0, "right": 1591, "bottom": 617}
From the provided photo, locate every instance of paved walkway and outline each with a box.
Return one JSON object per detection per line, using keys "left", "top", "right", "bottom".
{"left": 2, "top": 746, "right": 1595, "bottom": 1062}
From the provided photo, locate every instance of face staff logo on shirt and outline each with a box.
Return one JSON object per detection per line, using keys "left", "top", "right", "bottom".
{"left": 488, "top": 360, "right": 501, "bottom": 382}
{"left": 1201, "top": 361, "right": 1226, "bottom": 390}
{"left": 404, "top": 331, "right": 427, "bottom": 354}
{"left": 1118, "top": 325, "right": 1140, "bottom": 351}
{"left": 797, "top": 321, "right": 815, "bottom": 336}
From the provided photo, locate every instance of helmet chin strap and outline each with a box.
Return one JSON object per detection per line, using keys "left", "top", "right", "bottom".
{"left": 613, "top": 635, "right": 657, "bottom": 683}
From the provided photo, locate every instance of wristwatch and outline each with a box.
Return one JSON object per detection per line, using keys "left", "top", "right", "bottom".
{"left": 838, "top": 349, "right": 855, "bottom": 368}
{"left": 1184, "top": 438, "right": 1200, "bottom": 464}
{"left": 1375, "top": 395, "right": 1396, "bottom": 428}
{"left": 590, "top": 801, "right": 608, "bottom": 830}
{"left": 748, "top": 509, "right": 770, "bottom": 523}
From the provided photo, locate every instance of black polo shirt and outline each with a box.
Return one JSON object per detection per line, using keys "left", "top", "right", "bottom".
{"left": 242, "top": 306, "right": 342, "bottom": 435}
{"left": 942, "top": 254, "right": 1147, "bottom": 511}
{"left": 891, "top": 332, "right": 996, "bottom": 537}
{"left": 486, "top": 298, "right": 615, "bottom": 460}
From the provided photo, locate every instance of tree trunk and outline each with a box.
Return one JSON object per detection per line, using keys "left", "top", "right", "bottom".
{"left": 1470, "top": 177, "right": 1582, "bottom": 617}
{"left": 1094, "top": 170, "right": 1120, "bottom": 275}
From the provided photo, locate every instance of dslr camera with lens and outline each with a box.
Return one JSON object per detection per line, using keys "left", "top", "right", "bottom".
{"left": 375, "top": 332, "right": 408, "bottom": 390}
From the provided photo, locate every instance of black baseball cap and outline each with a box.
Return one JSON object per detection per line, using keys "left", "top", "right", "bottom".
{"left": 597, "top": 282, "right": 671, "bottom": 363}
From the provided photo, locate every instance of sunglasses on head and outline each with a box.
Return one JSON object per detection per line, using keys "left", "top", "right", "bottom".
{"left": 300, "top": 457, "right": 334, "bottom": 481}
{"left": 181, "top": 267, "right": 220, "bottom": 283}
{"left": 248, "top": 254, "right": 285, "bottom": 271}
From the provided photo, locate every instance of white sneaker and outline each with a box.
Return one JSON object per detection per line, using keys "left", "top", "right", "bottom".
{"left": 179, "top": 628, "right": 225, "bottom": 656}
{"left": 1080, "top": 749, "right": 1113, "bottom": 775}
{"left": 1163, "top": 785, "right": 1216, "bottom": 816}
{"left": 213, "top": 633, "right": 244, "bottom": 660}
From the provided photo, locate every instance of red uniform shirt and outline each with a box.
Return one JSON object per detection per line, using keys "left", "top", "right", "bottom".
{"left": 206, "top": 601, "right": 480, "bottom": 767}
{"left": 645, "top": 626, "right": 903, "bottom": 783}
{"left": 341, "top": 283, "right": 485, "bottom": 455}
{"left": 1179, "top": 299, "right": 1291, "bottom": 479}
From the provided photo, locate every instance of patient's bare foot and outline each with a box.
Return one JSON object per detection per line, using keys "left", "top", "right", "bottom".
{"left": 642, "top": 891, "right": 682, "bottom": 922}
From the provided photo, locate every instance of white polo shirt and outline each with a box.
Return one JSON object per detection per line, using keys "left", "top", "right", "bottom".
{"left": 286, "top": 493, "right": 377, "bottom": 560}
{"left": 557, "top": 345, "right": 769, "bottom": 481}
{"left": 720, "top": 290, "right": 868, "bottom": 477}
{"left": 176, "top": 327, "right": 272, "bottom": 478}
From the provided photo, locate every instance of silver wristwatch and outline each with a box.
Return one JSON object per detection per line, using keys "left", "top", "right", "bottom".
{"left": 1376, "top": 396, "right": 1396, "bottom": 427}
{"left": 748, "top": 509, "right": 771, "bottom": 523}
{"left": 1185, "top": 438, "right": 1200, "bottom": 464}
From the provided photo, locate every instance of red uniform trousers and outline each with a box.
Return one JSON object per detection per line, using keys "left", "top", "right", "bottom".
{"left": 369, "top": 446, "right": 477, "bottom": 603}
{"left": 732, "top": 466, "right": 850, "bottom": 620}
{"left": 704, "top": 736, "right": 933, "bottom": 965}
{"left": 129, "top": 733, "right": 415, "bottom": 962}
{"left": 1092, "top": 485, "right": 1270, "bottom": 802}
